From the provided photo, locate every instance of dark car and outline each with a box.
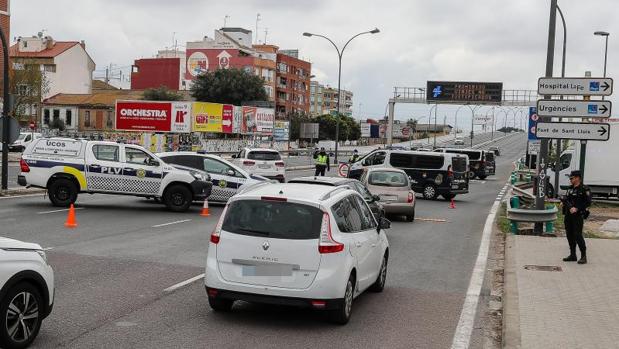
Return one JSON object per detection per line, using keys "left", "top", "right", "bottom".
{"left": 287, "top": 176, "right": 385, "bottom": 221}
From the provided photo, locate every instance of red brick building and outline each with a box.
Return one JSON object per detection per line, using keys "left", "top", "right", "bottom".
{"left": 131, "top": 57, "right": 181, "bottom": 90}
{"left": 275, "top": 52, "right": 311, "bottom": 117}
{"left": 0, "top": 0, "right": 9, "bottom": 94}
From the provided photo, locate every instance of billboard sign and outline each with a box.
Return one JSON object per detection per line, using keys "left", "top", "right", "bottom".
{"left": 427, "top": 81, "right": 503, "bottom": 104}
{"left": 192, "top": 102, "right": 223, "bottom": 132}
{"left": 474, "top": 115, "right": 493, "bottom": 125}
{"left": 222, "top": 104, "right": 234, "bottom": 134}
{"left": 232, "top": 106, "right": 242, "bottom": 134}
{"left": 273, "top": 121, "right": 290, "bottom": 141}
{"left": 256, "top": 108, "right": 275, "bottom": 135}
{"left": 360, "top": 123, "right": 371, "bottom": 137}
{"left": 116, "top": 101, "right": 173, "bottom": 132}
{"left": 300, "top": 123, "right": 319, "bottom": 139}
{"left": 241, "top": 107, "right": 257, "bottom": 134}
{"left": 171, "top": 102, "right": 191, "bottom": 133}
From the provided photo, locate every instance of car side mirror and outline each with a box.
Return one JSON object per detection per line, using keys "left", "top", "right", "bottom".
{"left": 372, "top": 194, "right": 381, "bottom": 202}
{"left": 227, "top": 169, "right": 236, "bottom": 176}
{"left": 378, "top": 217, "right": 391, "bottom": 231}
{"left": 231, "top": 154, "right": 237, "bottom": 159}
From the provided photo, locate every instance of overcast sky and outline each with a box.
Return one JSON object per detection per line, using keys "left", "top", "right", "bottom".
{"left": 12, "top": 0, "right": 618, "bottom": 131}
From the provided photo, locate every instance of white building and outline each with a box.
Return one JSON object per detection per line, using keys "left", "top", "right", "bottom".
{"left": 10, "top": 35, "right": 96, "bottom": 129}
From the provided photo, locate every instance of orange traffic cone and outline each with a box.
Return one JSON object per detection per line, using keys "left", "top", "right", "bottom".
{"left": 200, "top": 199, "right": 210, "bottom": 217}
{"left": 449, "top": 198, "right": 456, "bottom": 209}
{"left": 65, "top": 204, "right": 78, "bottom": 228}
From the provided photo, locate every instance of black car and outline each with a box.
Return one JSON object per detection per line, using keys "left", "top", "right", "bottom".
{"left": 287, "top": 176, "right": 385, "bottom": 220}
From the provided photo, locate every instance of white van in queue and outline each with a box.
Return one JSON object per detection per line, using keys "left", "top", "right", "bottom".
{"left": 8, "top": 132, "right": 43, "bottom": 152}
{"left": 18, "top": 138, "right": 212, "bottom": 212}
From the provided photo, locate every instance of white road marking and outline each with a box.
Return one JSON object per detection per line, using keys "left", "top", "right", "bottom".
{"left": 37, "top": 207, "right": 84, "bottom": 215}
{"left": 0, "top": 193, "right": 45, "bottom": 200}
{"left": 450, "top": 184, "right": 508, "bottom": 349}
{"left": 151, "top": 219, "right": 192, "bottom": 228}
{"left": 163, "top": 273, "right": 205, "bottom": 293}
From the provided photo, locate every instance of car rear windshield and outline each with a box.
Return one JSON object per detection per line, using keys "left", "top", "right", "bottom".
{"left": 248, "top": 151, "right": 281, "bottom": 161}
{"left": 222, "top": 200, "right": 323, "bottom": 240}
{"left": 452, "top": 157, "right": 468, "bottom": 172}
{"left": 368, "top": 171, "right": 408, "bottom": 187}
{"left": 390, "top": 153, "right": 444, "bottom": 169}
{"left": 485, "top": 152, "right": 495, "bottom": 161}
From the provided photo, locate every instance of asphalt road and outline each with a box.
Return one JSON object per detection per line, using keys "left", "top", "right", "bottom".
{"left": 0, "top": 132, "right": 526, "bottom": 348}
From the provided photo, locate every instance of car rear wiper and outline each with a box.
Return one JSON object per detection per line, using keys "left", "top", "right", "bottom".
{"left": 237, "top": 228, "right": 271, "bottom": 236}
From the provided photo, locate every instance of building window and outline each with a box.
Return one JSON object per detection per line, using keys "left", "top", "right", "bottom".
{"left": 43, "top": 64, "right": 57, "bottom": 73}
{"left": 43, "top": 109, "right": 50, "bottom": 125}
{"left": 132, "top": 66, "right": 139, "bottom": 73}
{"left": 85, "top": 111, "right": 91, "bottom": 127}
{"left": 17, "top": 84, "right": 29, "bottom": 96}
{"left": 53, "top": 109, "right": 60, "bottom": 121}
{"left": 66, "top": 110, "right": 72, "bottom": 126}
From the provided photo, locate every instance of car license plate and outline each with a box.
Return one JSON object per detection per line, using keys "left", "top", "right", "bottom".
{"left": 452, "top": 184, "right": 459, "bottom": 189}
{"left": 380, "top": 195, "right": 398, "bottom": 202}
{"left": 258, "top": 164, "right": 271, "bottom": 169}
{"left": 242, "top": 265, "right": 293, "bottom": 276}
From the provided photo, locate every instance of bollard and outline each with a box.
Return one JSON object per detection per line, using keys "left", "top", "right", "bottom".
{"left": 545, "top": 204, "right": 555, "bottom": 233}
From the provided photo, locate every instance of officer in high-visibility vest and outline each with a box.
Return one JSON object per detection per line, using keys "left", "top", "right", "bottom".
{"left": 349, "top": 149, "right": 360, "bottom": 163}
{"left": 314, "top": 147, "right": 330, "bottom": 176}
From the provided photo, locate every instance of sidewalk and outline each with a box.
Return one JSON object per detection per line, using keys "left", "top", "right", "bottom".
{"left": 504, "top": 235, "right": 619, "bottom": 348}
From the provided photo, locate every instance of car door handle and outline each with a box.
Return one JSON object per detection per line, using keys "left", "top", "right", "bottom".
{"left": 90, "top": 164, "right": 101, "bottom": 169}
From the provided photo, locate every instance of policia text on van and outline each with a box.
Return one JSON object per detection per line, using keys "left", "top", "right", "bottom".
{"left": 18, "top": 138, "right": 212, "bottom": 212}
{"left": 347, "top": 150, "right": 469, "bottom": 200}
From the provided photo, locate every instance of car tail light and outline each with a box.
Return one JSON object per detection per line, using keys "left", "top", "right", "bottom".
{"left": 210, "top": 205, "right": 228, "bottom": 244}
{"left": 19, "top": 159, "right": 30, "bottom": 173}
{"left": 207, "top": 288, "right": 218, "bottom": 297}
{"left": 408, "top": 192, "right": 414, "bottom": 203}
{"left": 448, "top": 169, "right": 454, "bottom": 178}
{"left": 275, "top": 161, "right": 285, "bottom": 167}
{"left": 243, "top": 160, "right": 255, "bottom": 166}
{"left": 318, "top": 212, "right": 344, "bottom": 254}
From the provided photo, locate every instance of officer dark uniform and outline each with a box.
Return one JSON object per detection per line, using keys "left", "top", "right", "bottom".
{"left": 349, "top": 150, "right": 359, "bottom": 163}
{"left": 561, "top": 170, "right": 592, "bottom": 264}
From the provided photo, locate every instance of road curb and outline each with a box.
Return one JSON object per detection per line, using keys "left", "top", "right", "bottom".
{"left": 286, "top": 166, "right": 313, "bottom": 171}
{"left": 502, "top": 234, "right": 522, "bottom": 349}
{"left": 0, "top": 188, "right": 46, "bottom": 197}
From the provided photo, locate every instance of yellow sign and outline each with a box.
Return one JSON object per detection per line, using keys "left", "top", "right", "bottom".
{"left": 193, "top": 102, "right": 223, "bottom": 132}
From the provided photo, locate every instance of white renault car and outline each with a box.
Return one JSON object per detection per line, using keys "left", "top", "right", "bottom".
{"left": 0, "top": 237, "right": 54, "bottom": 349}
{"left": 204, "top": 183, "right": 390, "bottom": 324}
{"left": 232, "top": 148, "right": 286, "bottom": 183}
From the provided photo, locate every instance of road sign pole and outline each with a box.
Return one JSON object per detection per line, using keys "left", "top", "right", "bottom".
{"left": 1, "top": 26, "right": 10, "bottom": 191}
{"left": 536, "top": 0, "right": 557, "bottom": 234}
{"left": 579, "top": 140, "right": 587, "bottom": 181}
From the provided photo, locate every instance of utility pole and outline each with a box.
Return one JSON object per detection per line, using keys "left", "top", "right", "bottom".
{"left": 1, "top": 26, "right": 10, "bottom": 190}
{"left": 255, "top": 13, "right": 261, "bottom": 45}
{"left": 536, "top": 0, "right": 558, "bottom": 234}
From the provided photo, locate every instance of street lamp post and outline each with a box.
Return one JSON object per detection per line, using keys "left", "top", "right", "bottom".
{"left": 428, "top": 104, "right": 437, "bottom": 145}
{"left": 303, "top": 28, "right": 379, "bottom": 164}
{"left": 594, "top": 31, "right": 609, "bottom": 78}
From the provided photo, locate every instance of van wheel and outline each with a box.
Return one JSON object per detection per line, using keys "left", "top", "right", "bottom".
{"left": 422, "top": 184, "right": 438, "bottom": 200}
{"left": 48, "top": 178, "right": 78, "bottom": 207}
{"left": 163, "top": 185, "right": 192, "bottom": 212}
{"left": 329, "top": 275, "right": 355, "bottom": 325}
{"left": 0, "top": 282, "right": 43, "bottom": 349}
{"left": 468, "top": 171, "right": 476, "bottom": 179}
{"left": 369, "top": 254, "right": 388, "bottom": 292}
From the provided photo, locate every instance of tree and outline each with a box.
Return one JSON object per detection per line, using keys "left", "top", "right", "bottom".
{"left": 190, "top": 68, "right": 268, "bottom": 105}
{"left": 143, "top": 86, "right": 183, "bottom": 101}
{"left": 49, "top": 118, "right": 66, "bottom": 131}
{"left": 9, "top": 63, "right": 50, "bottom": 124}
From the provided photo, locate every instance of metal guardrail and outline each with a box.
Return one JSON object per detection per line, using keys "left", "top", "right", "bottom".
{"left": 507, "top": 205, "right": 558, "bottom": 223}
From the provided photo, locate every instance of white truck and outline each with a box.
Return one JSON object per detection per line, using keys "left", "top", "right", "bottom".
{"left": 547, "top": 122, "right": 619, "bottom": 199}
{"left": 18, "top": 138, "right": 213, "bottom": 212}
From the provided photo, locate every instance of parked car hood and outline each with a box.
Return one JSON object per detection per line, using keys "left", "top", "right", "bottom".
{"left": 0, "top": 237, "right": 42, "bottom": 250}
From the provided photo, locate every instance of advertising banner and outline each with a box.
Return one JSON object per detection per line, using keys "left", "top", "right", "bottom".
{"left": 273, "top": 121, "right": 290, "bottom": 141}
{"left": 222, "top": 104, "right": 234, "bottom": 134}
{"left": 528, "top": 107, "right": 538, "bottom": 141}
{"left": 193, "top": 102, "right": 223, "bottom": 133}
{"left": 170, "top": 102, "right": 191, "bottom": 133}
{"left": 232, "top": 106, "right": 243, "bottom": 134}
{"left": 116, "top": 101, "right": 172, "bottom": 132}
{"left": 241, "top": 106, "right": 257, "bottom": 134}
{"left": 256, "top": 108, "right": 275, "bottom": 135}
{"left": 360, "top": 123, "right": 371, "bottom": 137}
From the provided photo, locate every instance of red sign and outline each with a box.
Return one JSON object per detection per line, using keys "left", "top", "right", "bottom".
{"left": 222, "top": 105, "right": 233, "bottom": 134}
{"left": 29, "top": 121, "right": 36, "bottom": 130}
{"left": 116, "top": 101, "right": 172, "bottom": 132}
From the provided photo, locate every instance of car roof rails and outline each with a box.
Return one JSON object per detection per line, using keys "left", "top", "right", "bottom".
{"left": 319, "top": 186, "right": 351, "bottom": 201}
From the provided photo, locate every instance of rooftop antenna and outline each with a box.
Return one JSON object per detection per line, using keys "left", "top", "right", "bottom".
{"left": 223, "top": 15, "right": 230, "bottom": 28}
{"left": 264, "top": 28, "right": 269, "bottom": 44}
{"left": 255, "top": 13, "right": 261, "bottom": 44}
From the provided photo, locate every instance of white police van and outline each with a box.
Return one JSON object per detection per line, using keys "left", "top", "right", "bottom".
{"left": 18, "top": 138, "right": 212, "bottom": 212}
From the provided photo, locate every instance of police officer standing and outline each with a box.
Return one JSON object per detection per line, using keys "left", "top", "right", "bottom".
{"left": 314, "top": 147, "right": 330, "bottom": 176}
{"left": 561, "top": 170, "right": 592, "bottom": 264}
{"left": 349, "top": 149, "right": 359, "bottom": 163}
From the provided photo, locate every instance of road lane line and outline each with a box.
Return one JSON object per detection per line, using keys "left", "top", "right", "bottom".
{"left": 450, "top": 184, "right": 508, "bottom": 349}
{"left": 415, "top": 218, "right": 448, "bottom": 223}
{"left": 38, "top": 207, "right": 84, "bottom": 215}
{"left": 163, "top": 273, "right": 205, "bottom": 293}
{"left": 152, "top": 219, "right": 192, "bottom": 228}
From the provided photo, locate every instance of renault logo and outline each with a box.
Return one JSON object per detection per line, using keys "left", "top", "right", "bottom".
{"left": 262, "top": 242, "right": 270, "bottom": 251}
